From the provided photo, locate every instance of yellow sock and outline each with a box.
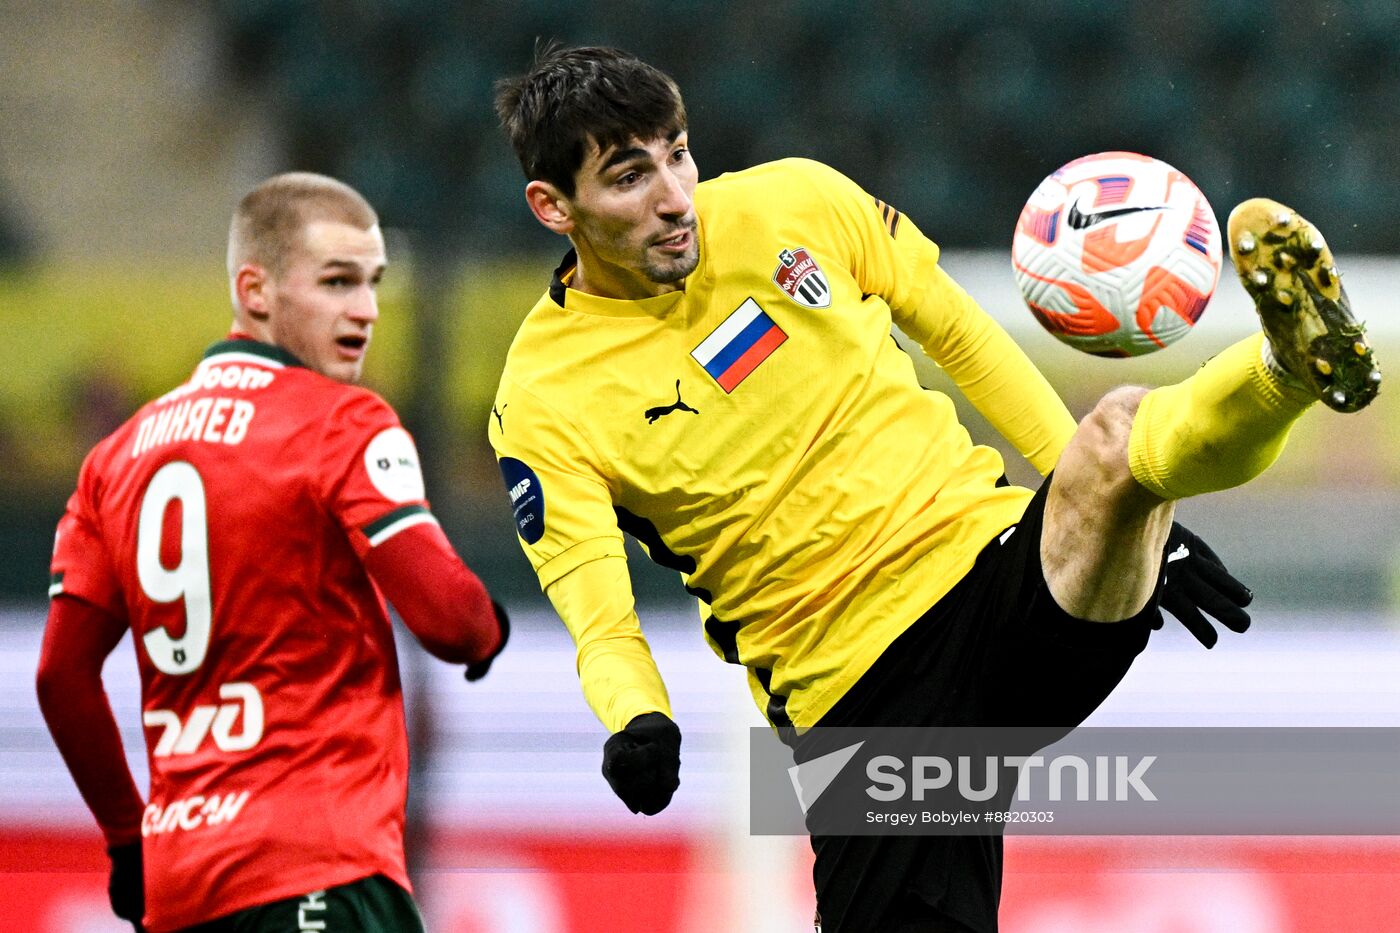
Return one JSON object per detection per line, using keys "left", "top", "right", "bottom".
{"left": 1129, "top": 334, "right": 1316, "bottom": 499}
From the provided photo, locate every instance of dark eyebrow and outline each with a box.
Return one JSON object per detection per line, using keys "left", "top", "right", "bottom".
{"left": 596, "top": 129, "right": 685, "bottom": 174}
{"left": 599, "top": 147, "right": 647, "bottom": 173}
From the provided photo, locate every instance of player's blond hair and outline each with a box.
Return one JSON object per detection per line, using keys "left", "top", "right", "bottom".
{"left": 227, "top": 172, "right": 378, "bottom": 280}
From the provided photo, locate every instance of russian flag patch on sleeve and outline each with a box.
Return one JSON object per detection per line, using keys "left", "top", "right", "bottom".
{"left": 690, "top": 298, "right": 788, "bottom": 394}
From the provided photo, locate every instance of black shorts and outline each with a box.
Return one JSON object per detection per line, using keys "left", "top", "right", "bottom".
{"left": 174, "top": 874, "right": 424, "bottom": 933}
{"left": 806, "top": 476, "right": 1161, "bottom": 933}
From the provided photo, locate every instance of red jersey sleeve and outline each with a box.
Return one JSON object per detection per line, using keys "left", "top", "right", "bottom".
{"left": 364, "top": 523, "right": 503, "bottom": 664}
{"left": 317, "top": 389, "right": 505, "bottom": 666}
{"left": 36, "top": 594, "right": 146, "bottom": 847}
{"left": 316, "top": 390, "right": 436, "bottom": 558}
{"left": 50, "top": 450, "right": 124, "bottom": 616}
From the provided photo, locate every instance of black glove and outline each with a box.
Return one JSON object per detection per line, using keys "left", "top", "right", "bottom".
{"left": 107, "top": 841, "right": 145, "bottom": 931}
{"left": 1157, "top": 522, "right": 1253, "bottom": 648}
{"left": 602, "top": 712, "right": 682, "bottom": 815}
{"left": 464, "top": 600, "right": 510, "bottom": 682}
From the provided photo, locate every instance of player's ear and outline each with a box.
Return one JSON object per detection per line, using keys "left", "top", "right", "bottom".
{"left": 525, "top": 180, "right": 575, "bottom": 235}
{"left": 234, "top": 263, "right": 271, "bottom": 323}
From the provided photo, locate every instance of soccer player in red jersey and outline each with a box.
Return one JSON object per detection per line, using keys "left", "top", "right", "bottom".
{"left": 36, "top": 173, "right": 507, "bottom": 932}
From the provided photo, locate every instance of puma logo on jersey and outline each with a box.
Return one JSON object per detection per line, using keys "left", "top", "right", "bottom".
{"left": 492, "top": 403, "right": 507, "bottom": 432}
{"left": 645, "top": 380, "right": 700, "bottom": 423}
{"left": 1167, "top": 543, "right": 1190, "bottom": 563}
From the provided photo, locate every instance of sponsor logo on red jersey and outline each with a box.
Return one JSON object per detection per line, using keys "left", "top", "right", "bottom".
{"left": 143, "top": 789, "right": 251, "bottom": 836}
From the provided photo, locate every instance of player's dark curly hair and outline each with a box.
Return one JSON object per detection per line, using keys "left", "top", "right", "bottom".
{"left": 494, "top": 42, "right": 687, "bottom": 196}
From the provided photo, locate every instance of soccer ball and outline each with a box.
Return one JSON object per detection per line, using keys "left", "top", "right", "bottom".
{"left": 1011, "top": 151, "right": 1223, "bottom": 357}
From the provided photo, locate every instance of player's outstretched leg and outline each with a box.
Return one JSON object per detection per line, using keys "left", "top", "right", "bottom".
{"left": 1228, "top": 197, "right": 1381, "bottom": 412}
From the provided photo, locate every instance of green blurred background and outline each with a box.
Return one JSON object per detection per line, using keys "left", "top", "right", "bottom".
{"left": 1, "top": 0, "right": 1396, "bottom": 616}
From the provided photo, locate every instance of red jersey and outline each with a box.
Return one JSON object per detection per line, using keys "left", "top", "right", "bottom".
{"left": 50, "top": 337, "right": 438, "bottom": 931}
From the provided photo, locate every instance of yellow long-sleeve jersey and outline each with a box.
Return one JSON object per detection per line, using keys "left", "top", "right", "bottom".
{"left": 489, "top": 158, "right": 1076, "bottom": 732}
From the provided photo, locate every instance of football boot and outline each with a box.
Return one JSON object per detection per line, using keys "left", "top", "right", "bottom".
{"left": 1227, "top": 197, "right": 1380, "bottom": 412}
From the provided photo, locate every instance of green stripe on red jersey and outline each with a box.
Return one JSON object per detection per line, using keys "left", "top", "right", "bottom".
{"left": 363, "top": 504, "right": 437, "bottom": 547}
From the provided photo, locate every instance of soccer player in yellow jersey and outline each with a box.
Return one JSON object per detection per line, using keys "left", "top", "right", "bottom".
{"left": 489, "top": 45, "right": 1379, "bottom": 933}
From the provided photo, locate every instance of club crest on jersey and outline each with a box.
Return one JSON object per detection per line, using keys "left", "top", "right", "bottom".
{"left": 773, "top": 247, "right": 831, "bottom": 309}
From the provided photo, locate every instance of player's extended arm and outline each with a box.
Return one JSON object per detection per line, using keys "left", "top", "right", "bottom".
{"left": 35, "top": 594, "right": 145, "bottom": 846}
{"left": 548, "top": 555, "right": 681, "bottom": 814}
{"left": 364, "top": 521, "right": 508, "bottom": 677}
{"left": 36, "top": 595, "right": 148, "bottom": 930}
{"left": 548, "top": 555, "right": 672, "bottom": 731}
{"left": 797, "top": 160, "right": 1073, "bottom": 475}
{"left": 902, "top": 263, "right": 1077, "bottom": 476}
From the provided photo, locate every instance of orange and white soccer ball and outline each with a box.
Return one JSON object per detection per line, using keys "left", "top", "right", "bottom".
{"left": 1012, "top": 151, "right": 1223, "bottom": 357}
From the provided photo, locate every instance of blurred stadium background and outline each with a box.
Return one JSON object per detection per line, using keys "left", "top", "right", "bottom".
{"left": 2, "top": 2, "right": 1398, "bottom": 930}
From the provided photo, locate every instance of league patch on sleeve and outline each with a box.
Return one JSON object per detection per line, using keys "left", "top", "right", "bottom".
{"left": 363, "top": 428, "right": 426, "bottom": 503}
{"left": 499, "top": 457, "right": 545, "bottom": 544}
